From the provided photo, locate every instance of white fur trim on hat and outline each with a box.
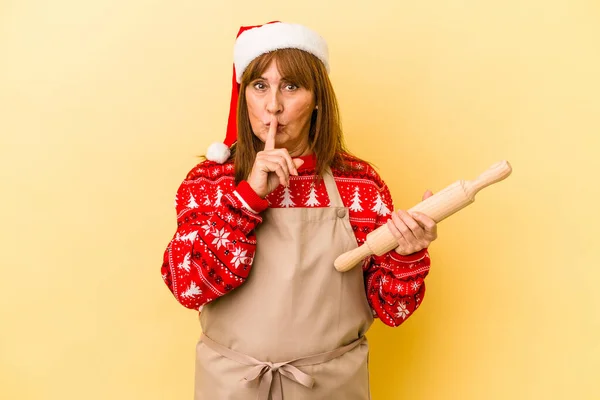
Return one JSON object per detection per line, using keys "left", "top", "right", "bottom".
{"left": 234, "top": 23, "right": 329, "bottom": 83}
{"left": 206, "top": 142, "right": 231, "bottom": 164}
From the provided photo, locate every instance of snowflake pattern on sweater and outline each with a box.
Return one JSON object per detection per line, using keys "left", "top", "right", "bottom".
{"left": 161, "top": 153, "right": 431, "bottom": 327}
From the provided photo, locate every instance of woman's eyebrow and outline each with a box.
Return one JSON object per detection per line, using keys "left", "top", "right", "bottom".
{"left": 253, "top": 76, "right": 291, "bottom": 82}
{"left": 254, "top": 76, "right": 276, "bottom": 81}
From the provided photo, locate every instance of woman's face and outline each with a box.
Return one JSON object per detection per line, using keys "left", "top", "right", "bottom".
{"left": 245, "top": 60, "right": 316, "bottom": 157}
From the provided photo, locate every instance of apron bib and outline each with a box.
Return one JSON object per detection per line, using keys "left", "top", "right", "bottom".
{"left": 195, "top": 169, "right": 374, "bottom": 400}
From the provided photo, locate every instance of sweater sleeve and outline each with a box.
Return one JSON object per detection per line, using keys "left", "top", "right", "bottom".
{"left": 160, "top": 162, "right": 268, "bottom": 311}
{"left": 363, "top": 177, "right": 432, "bottom": 327}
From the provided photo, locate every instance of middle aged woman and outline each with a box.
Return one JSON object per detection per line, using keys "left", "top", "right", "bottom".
{"left": 161, "top": 21, "right": 438, "bottom": 400}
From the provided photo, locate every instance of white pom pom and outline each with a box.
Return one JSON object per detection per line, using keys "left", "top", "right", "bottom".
{"left": 206, "top": 142, "right": 231, "bottom": 164}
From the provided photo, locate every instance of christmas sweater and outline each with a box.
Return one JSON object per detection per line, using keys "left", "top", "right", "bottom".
{"left": 161, "top": 153, "right": 431, "bottom": 327}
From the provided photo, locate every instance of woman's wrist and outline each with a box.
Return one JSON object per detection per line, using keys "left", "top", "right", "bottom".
{"left": 236, "top": 181, "right": 270, "bottom": 213}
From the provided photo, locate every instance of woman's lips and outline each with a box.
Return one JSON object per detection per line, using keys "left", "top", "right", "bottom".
{"left": 266, "top": 123, "right": 285, "bottom": 131}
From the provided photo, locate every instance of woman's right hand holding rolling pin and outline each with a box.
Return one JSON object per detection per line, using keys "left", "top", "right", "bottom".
{"left": 247, "top": 116, "right": 305, "bottom": 198}
{"left": 387, "top": 191, "right": 438, "bottom": 256}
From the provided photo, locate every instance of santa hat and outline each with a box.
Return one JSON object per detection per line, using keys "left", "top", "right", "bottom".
{"left": 205, "top": 22, "right": 330, "bottom": 163}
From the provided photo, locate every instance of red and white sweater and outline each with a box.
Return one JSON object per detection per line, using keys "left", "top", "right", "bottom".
{"left": 161, "top": 153, "right": 431, "bottom": 327}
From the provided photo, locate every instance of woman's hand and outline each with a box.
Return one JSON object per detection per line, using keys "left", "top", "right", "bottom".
{"left": 247, "top": 117, "right": 305, "bottom": 198}
{"left": 387, "top": 190, "right": 438, "bottom": 256}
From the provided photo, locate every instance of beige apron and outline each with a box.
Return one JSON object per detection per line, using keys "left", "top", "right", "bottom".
{"left": 195, "top": 169, "right": 374, "bottom": 400}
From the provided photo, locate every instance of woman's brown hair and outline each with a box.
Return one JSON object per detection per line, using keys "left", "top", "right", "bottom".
{"left": 230, "top": 48, "right": 361, "bottom": 184}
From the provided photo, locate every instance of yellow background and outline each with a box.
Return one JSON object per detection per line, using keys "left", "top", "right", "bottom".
{"left": 1, "top": 0, "right": 598, "bottom": 399}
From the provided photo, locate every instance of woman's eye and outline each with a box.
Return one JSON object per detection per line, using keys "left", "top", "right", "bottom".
{"left": 253, "top": 82, "right": 266, "bottom": 90}
{"left": 284, "top": 84, "right": 298, "bottom": 91}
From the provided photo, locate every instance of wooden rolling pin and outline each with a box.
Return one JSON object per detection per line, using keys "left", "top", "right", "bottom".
{"left": 334, "top": 160, "right": 512, "bottom": 272}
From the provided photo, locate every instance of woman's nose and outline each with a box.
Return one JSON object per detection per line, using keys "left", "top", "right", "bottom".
{"left": 266, "top": 90, "right": 283, "bottom": 114}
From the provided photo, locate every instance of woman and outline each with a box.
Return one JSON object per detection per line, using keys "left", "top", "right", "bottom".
{"left": 161, "top": 22, "right": 438, "bottom": 400}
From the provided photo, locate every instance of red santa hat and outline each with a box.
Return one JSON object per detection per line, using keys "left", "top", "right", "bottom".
{"left": 205, "top": 22, "right": 330, "bottom": 163}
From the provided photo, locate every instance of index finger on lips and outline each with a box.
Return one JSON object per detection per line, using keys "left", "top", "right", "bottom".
{"left": 264, "top": 117, "right": 277, "bottom": 151}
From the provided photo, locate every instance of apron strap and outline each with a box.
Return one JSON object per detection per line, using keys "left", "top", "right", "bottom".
{"left": 322, "top": 167, "right": 344, "bottom": 208}
{"left": 200, "top": 333, "right": 366, "bottom": 400}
